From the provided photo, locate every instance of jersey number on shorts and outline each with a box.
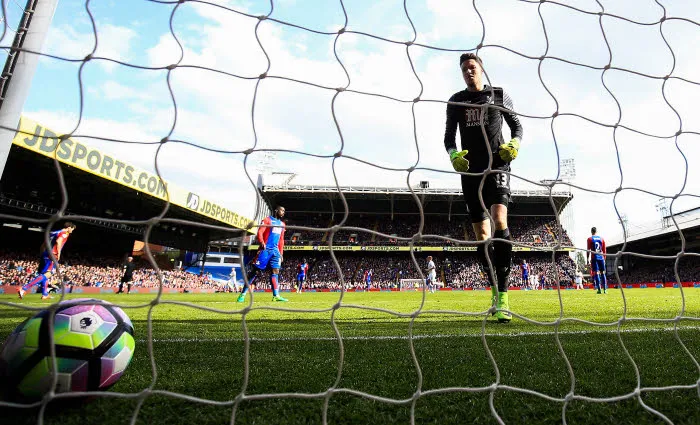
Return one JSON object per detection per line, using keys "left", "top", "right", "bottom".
{"left": 496, "top": 173, "right": 509, "bottom": 188}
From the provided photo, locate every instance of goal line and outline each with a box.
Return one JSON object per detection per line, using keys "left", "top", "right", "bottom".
{"left": 142, "top": 326, "right": 700, "bottom": 344}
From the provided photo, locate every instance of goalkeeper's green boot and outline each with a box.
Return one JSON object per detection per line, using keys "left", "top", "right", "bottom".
{"left": 272, "top": 295, "right": 288, "bottom": 302}
{"left": 236, "top": 294, "right": 246, "bottom": 303}
{"left": 495, "top": 292, "right": 512, "bottom": 323}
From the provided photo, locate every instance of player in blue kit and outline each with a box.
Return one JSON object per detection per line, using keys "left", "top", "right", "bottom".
{"left": 587, "top": 227, "right": 607, "bottom": 294}
{"left": 237, "top": 206, "right": 288, "bottom": 302}
{"left": 520, "top": 259, "right": 530, "bottom": 289}
{"left": 444, "top": 53, "right": 523, "bottom": 322}
{"left": 296, "top": 258, "right": 308, "bottom": 294}
{"left": 364, "top": 269, "right": 373, "bottom": 291}
{"left": 18, "top": 222, "right": 76, "bottom": 300}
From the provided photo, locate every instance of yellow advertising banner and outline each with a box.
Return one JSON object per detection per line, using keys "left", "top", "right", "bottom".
{"left": 277, "top": 246, "right": 314, "bottom": 251}
{"left": 12, "top": 117, "right": 254, "bottom": 232}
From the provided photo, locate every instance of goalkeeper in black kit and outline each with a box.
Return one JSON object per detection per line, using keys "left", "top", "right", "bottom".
{"left": 444, "top": 53, "right": 523, "bottom": 322}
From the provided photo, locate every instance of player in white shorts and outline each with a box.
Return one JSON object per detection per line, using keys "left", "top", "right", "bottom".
{"left": 426, "top": 256, "right": 437, "bottom": 294}
{"left": 530, "top": 273, "right": 538, "bottom": 290}
{"left": 575, "top": 269, "right": 584, "bottom": 290}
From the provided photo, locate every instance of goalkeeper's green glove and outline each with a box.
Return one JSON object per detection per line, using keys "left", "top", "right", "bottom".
{"left": 448, "top": 149, "right": 470, "bottom": 172}
{"left": 498, "top": 138, "right": 520, "bottom": 162}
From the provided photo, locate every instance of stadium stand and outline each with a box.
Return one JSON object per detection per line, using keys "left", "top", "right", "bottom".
{"left": 606, "top": 209, "right": 700, "bottom": 286}
{"left": 284, "top": 214, "right": 572, "bottom": 247}
{"left": 1, "top": 242, "right": 578, "bottom": 292}
{"left": 0, "top": 251, "right": 215, "bottom": 292}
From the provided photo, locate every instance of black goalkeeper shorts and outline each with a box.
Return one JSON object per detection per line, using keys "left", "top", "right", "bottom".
{"left": 461, "top": 171, "right": 511, "bottom": 223}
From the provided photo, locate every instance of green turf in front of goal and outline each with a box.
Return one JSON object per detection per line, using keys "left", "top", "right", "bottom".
{"left": 1, "top": 289, "right": 698, "bottom": 424}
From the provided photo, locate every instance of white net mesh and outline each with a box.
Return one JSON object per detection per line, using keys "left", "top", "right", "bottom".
{"left": 0, "top": 0, "right": 699, "bottom": 424}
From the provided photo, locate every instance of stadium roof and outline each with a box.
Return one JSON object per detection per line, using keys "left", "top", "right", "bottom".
{"left": 9, "top": 117, "right": 254, "bottom": 231}
{"left": 0, "top": 117, "right": 254, "bottom": 251}
{"left": 259, "top": 179, "right": 573, "bottom": 217}
{"left": 607, "top": 214, "right": 700, "bottom": 255}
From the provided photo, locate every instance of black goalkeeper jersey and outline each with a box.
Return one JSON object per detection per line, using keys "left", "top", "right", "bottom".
{"left": 444, "top": 85, "right": 523, "bottom": 173}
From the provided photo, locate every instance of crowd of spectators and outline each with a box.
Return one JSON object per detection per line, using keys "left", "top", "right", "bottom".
{"left": 0, "top": 252, "right": 214, "bottom": 292}
{"left": 4, "top": 250, "right": 697, "bottom": 294}
{"left": 510, "top": 217, "right": 572, "bottom": 247}
{"left": 284, "top": 214, "right": 573, "bottom": 247}
{"left": 271, "top": 253, "right": 579, "bottom": 290}
{"left": 614, "top": 257, "right": 700, "bottom": 284}
{"left": 509, "top": 255, "right": 578, "bottom": 288}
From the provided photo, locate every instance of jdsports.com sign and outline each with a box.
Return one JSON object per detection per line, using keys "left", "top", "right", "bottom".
{"left": 185, "top": 191, "right": 249, "bottom": 230}
{"left": 12, "top": 117, "right": 253, "bottom": 232}
{"left": 186, "top": 192, "right": 200, "bottom": 210}
{"left": 19, "top": 121, "right": 168, "bottom": 198}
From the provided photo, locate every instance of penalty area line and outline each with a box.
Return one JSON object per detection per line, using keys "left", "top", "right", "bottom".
{"left": 140, "top": 325, "right": 700, "bottom": 343}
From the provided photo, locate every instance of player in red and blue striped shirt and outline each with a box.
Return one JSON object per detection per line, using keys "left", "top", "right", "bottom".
{"left": 520, "top": 259, "right": 530, "bottom": 289}
{"left": 296, "top": 259, "right": 308, "bottom": 293}
{"left": 587, "top": 227, "right": 607, "bottom": 294}
{"left": 364, "top": 269, "right": 373, "bottom": 291}
{"left": 237, "top": 206, "right": 288, "bottom": 302}
{"left": 18, "top": 222, "right": 76, "bottom": 300}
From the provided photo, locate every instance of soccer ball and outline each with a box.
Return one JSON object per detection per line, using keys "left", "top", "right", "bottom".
{"left": 0, "top": 298, "right": 135, "bottom": 400}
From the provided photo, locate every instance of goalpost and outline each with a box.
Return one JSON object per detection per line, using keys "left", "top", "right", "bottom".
{"left": 1, "top": 1, "right": 699, "bottom": 424}
{"left": 0, "top": 0, "right": 58, "bottom": 180}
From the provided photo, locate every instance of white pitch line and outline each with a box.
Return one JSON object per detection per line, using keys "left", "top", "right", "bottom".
{"left": 140, "top": 326, "right": 700, "bottom": 343}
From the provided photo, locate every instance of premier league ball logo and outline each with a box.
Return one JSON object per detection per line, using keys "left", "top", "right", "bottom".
{"left": 0, "top": 299, "right": 135, "bottom": 400}
{"left": 79, "top": 317, "right": 92, "bottom": 329}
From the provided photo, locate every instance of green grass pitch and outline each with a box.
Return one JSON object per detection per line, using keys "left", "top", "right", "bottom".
{"left": 1, "top": 288, "right": 698, "bottom": 424}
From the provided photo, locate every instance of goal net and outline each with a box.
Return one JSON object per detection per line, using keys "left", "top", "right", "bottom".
{"left": 399, "top": 278, "right": 424, "bottom": 291}
{"left": 1, "top": 0, "right": 699, "bottom": 424}
{"left": 400, "top": 278, "right": 443, "bottom": 291}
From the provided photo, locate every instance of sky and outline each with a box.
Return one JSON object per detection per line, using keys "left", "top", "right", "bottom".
{"left": 4, "top": 0, "right": 700, "bottom": 250}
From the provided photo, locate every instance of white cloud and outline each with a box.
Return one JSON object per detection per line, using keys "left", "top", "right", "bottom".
{"left": 43, "top": 23, "right": 137, "bottom": 73}
{"left": 99, "top": 80, "right": 156, "bottom": 102}
{"left": 44, "top": 25, "right": 94, "bottom": 60}
{"left": 421, "top": 0, "right": 482, "bottom": 46}
{"left": 94, "top": 24, "right": 138, "bottom": 69}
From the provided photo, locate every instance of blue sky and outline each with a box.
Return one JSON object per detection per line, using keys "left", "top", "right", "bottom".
{"left": 7, "top": 0, "right": 700, "bottom": 248}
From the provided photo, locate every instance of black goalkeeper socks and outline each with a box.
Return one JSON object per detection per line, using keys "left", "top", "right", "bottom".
{"left": 493, "top": 228, "right": 512, "bottom": 292}
{"left": 477, "top": 243, "right": 497, "bottom": 287}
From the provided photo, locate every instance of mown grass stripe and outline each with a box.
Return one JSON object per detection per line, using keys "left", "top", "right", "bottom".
{"left": 139, "top": 325, "right": 700, "bottom": 343}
